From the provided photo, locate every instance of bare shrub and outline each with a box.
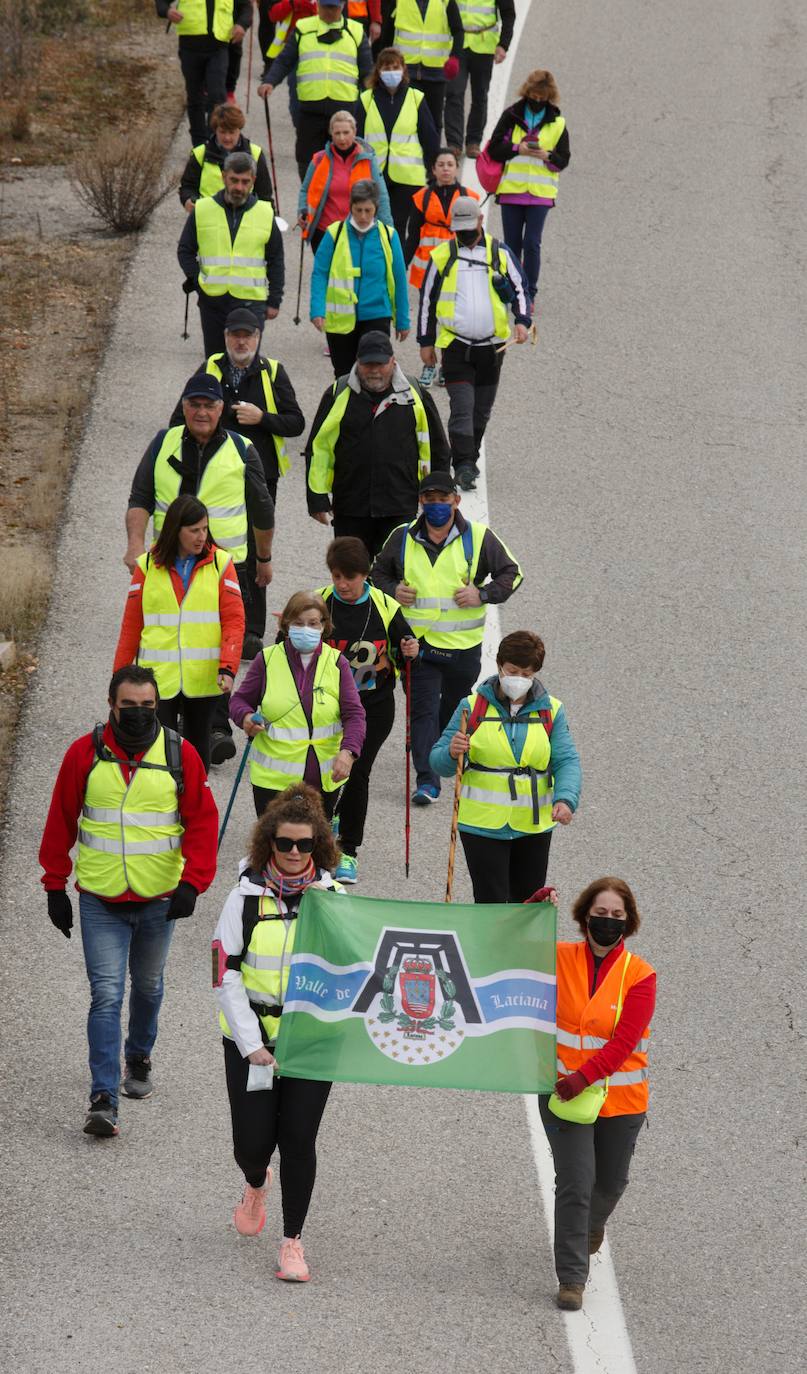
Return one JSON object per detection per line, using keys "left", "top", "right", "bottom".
{"left": 36, "top": 0, "right": 88, "bottom": 33}
{"left": 0, "top": 546, "right": 52, "bottom": 641}
{"left": 69, "top": 128, "right": 180, "bottom": 233}
{"left": 9, "top": 102, "right": 32, "bottom": 140}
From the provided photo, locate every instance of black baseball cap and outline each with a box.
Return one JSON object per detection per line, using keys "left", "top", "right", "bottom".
{"left": 225, "top": 307, "right": 262, "bottom": 333}
{"left": 356, "top": 330, "right": 394, "bottom": 364}
{"left": 418, "top": 471, "right": 457, "bottom": 495}
{"left": 182, "top": 374, "right": 223, "bottom": 401}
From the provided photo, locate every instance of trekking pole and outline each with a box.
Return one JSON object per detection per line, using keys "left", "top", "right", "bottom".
{"left": 182, "top": 289, "right": 190, "bottom": 341}
{"left": 404, "top": 658, "right": 412, "bottom": 877}
{"left": 217, "top": 713, "right": 263, "bottom": 850}
{"left": 245, "top": 5, "right": 254, "bottom": 113}
{"left": 263, "top": 95, "right": 281, "bottom": 214}
{"left": 293, "top": 233, "right": 305, "bottom": 325}
{"left": 444, "top": 707, "right": 468, "bottom": 903}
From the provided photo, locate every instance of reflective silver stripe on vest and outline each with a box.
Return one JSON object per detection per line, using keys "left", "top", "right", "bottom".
{"left": 427, "top": 614, "right": 487, "bottom": 632}
{"left": 296, "top": 69, "right": 357, "bottom": 84}
{"left": 559, "top": 1032, "right": 650, "bottom": 1054}
{"left": 638, "top": 1037, "right": 650, "bottom": 1052}
{"left": 138, "top": 647, "right": 220, "bottom": 662}
{"left": 199, "top": 255, "right": 266, "bottom": 268}
{"left": 142, "top": 611, "right": 220, "bottom": 626}
{"left": 419, "top": 236, "right": 445, "bottom": 247}
{"left": 211, "top": 534, "right": 246, "bottom": 550}
{"left": 206, "top": 504, "right": 247, "bottom": 518}
{"left": 582, "top": 1034, "right": 608, "bottom": 1050}
{"left": 329, "top": 277, "right": 359, "bottom": 290}
{"left": 413, "top": 596, "right": 455, "bottom": 610}
{"left": 155, "top": 500, "right": 169, "bottom": 513}
{"left": 202, "top": 275, "right": 267, "bottom": 288}
{"left": 82, "top": 807, "right": 180, "bottom": 826}
{"left": 608, "top": 1068, "right": 649, "bottom": 1086}
{"left": 254, "top": 755, "right": 306, "bottom": 777}
{"left": 460, "top": 784, "right": 554, "bottom": 809}
{"left": 242, "top": 951, "right": 284, "bottom": 970}
{"left": 556, "top": 1028, "right": 581, "bottom": 1048}
{"left": 264, "top": 723, "right": 313, "bottom": 742}
{"left": 78, "top": 829, "right": 181, "bottom": 855}
{"left": 327, "top": 303, "right": 356, "bottom": 315}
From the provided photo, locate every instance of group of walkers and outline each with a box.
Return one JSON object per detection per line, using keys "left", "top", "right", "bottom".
{"left": 35, "top": 0, "right": 656, "bottom": 1313}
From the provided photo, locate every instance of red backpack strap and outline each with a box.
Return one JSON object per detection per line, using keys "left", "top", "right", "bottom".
{"left": 467, "top": 692, "right": 489, "bottom": 735}
{"left": 538, "top": 706, "right": 554, "bottom": 736}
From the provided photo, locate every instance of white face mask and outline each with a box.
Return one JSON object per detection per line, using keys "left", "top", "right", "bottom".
{"left": 350, "top": 214, "right": 374, "bottom": 233}
{"left": 499, "top": 673, "right": 531, "bottom": 701}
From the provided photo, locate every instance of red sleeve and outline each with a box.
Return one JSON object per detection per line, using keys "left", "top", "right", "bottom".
{"left": 577, "top": 972, "right": 657, "bottom": 1085}
{"left": 368, "top": 0, "right": 381, "bottom": 21}
{"left": 177, "top": 740, "right": 219, "bottom": 895}
{"left": 113, "top": 564, "right": 145, "bottom": 673}
{"left": 39, "top": 736, "right": 96, "bottom": 891}
{"left": 269, "top": 0, "right": 292, "bottom": 18}
{"left": 218, "top": 558, "right": 245, "bottom": 676}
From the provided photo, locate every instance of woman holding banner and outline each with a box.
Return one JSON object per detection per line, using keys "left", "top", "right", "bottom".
{"left": 212, "top": 784, "right": 345, "bottom": 1282}
{"left": 539, "top": 877, "right": 656, "bottom": 1312}
{"left": 429, "top": 630, "right": 581, "bottom": 902}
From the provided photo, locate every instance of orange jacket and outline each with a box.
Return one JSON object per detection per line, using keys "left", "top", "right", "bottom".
{"left": 114, "top": 545, "right": 245, "bottom": 682}
{"left": 555, "top": 941, "right": 654, "bottom": 1117}
{"left": 408, "top": 183, "right": 479, "bottom": 289}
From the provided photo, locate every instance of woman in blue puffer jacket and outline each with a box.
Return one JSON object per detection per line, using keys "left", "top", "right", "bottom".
{"left": 429, "top": 629, "right": 581, "bottom": 903}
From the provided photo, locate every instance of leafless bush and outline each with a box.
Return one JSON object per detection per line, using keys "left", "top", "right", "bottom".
{"left": 69, "top": 128, "right": 179, "bottom": 233}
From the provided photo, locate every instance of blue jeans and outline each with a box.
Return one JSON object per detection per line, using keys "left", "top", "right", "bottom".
{"left": 500, "top": 202, "right": 553, "bottom": 300}
{"left": 79, "top": 893, "right": 175, "bottom": 1103}
{"left": 409, "top": 643, "right": 482, "bottom": 792}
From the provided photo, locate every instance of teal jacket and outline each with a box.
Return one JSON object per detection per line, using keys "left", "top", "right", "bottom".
{"left": 429, "top": 675, "right": 582, "bottom": 838}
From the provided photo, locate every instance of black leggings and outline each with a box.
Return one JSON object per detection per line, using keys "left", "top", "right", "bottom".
{"left": 157, "top": 694, "right": 217, "bottom": 773}
{"left": 337, "top": 691, "right": 395, "bottom": 856}
{"left": 223, "top": 1037, "right": 332, "bottom": 1237}
{"left": 459, "top": 829, "right": 552, "bottom": 903}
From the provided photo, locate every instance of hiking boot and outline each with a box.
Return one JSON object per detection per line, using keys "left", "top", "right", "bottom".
{"left": 210, "top": 731, "right": 237, "bottom": 766}
{"left": 412, "top": 783, "right": 439, "bottom": 806}
{"left": 418, "top": 363, "right": 437, "bottom": 388}
{"left": 121, "top": 1056, "right": 153, "bottom": 1099}
{"left": 276, "top": 1235, "right": 310, "bottom": 1282}
{"left": 589, "top": 1227, "right": 605, "bottom": 1254}
{"left": 233, "top": 1169, "right": 272, "bottom": 1236}
{"left": 456, "top": 465, "right": 477, "bottom": 492}
{"left": 241, "top": 632, "right": 264, "bottom": 660}
{"left": 557, "top": 1283, "right": 585, "bottom": 1311}
{"left": 83, "top": 1093, "right": 119, "bottom": 1138}
{"left": 464, "top": 142, "right": 481, "bottom": 159}
{"left": 335, "top": 853, "right": 358, "bottom": 884}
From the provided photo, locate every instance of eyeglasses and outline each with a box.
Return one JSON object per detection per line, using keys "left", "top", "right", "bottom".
{"left": 274, "top": 836, "right": 315, "bottom": 854}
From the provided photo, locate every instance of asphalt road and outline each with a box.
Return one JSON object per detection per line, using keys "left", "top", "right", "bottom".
{"left": 1, "top": 2, "right": 805, "bottom": 1371}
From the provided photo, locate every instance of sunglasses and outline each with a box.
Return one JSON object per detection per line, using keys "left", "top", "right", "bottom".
{"left": 274, "top": 836, "right": 315, "bottom": 854}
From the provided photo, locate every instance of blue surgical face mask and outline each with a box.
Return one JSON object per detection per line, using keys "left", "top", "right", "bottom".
{"left": 380, "top": 69, "right": 403, "bottom": 89}
{"left": 422, "top": 501, "right": 453, "bottom": 527}
{"left": 289, "top": 625, "right": 322, "bottom": 653}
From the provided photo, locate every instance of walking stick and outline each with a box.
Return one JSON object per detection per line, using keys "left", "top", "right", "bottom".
{"left": 245, "top": 7, "right": 254, "bottom": 113}
{"left": 263, "top": 95, "right": 281, "bottom": 214}
{"left": 293, "top": 233, "right": 305, "bottom": 325}
{"left": 181, "top": 290, "right": 190, "bottom": 341}
{"left": 404, "top": 659, "right": 412, "bottom": 877}
{"left": 217, "top": 714, "right": 263, "bottom": 850}
{"left": 444, "top": 707, "right": 468, "bottom": 903}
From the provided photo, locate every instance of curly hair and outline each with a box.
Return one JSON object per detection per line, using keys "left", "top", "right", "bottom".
{"left": 518, "top": 69, "right": 559, "bottom": 106}
{"left": 571, "top": 877, "right": 641, "bottom": 938}
{"left": 248, "top": 784, "right": 340, "bottom": 874}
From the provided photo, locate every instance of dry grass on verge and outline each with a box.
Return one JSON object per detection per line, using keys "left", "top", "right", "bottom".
{"left": 0, "top": 547, "right": 52, "bottom": 641}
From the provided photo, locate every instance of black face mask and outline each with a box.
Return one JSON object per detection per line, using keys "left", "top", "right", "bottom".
{"left": 456, "top": 229, "right": 480, "bottom": 247}
{"left": 110, "top": 706, "right": 158, "bottom": 752}
{"left": 588, "top": 916, "right": 626, "bottom": 947}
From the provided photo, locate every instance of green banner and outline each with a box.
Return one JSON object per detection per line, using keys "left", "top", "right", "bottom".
{"left": 274, "top": 890, "right": 557, "bottom": 1093}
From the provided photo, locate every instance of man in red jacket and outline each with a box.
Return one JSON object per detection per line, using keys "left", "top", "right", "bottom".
{"left": 39, "top": 666, "right": 218, "bottom": 1139}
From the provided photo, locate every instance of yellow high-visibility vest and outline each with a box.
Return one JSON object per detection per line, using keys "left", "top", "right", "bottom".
{"left": 295, "top": 16, "right": 363, "bottom": 103}
{"left": 196, "top": 196, "right": 275, "bottom": 300}
{"left": 308, "top": 376, "right": 430, "bottom": 496}
{"left": 360, "top": 88, "right": 426, "bottom": 186}
{"left": 193, "top": 142, "right": 263, "bottom": 199}
{"left": 205, "top": 354, "right": 289, "bottom": 476}
{"left": 75, "top": 729, "right": 184, "bottom": 899}
{"left": 393, "top": 0, "right": 452, "bottom": 68}
{"left": 176, "top": 0, "right": 232, "bottom": 43}
{"left": 153, "top": 425, "right": 249, "bottom": 564}
{"left": 136, "top": 551, "right": 228, "bottom": 700}
{"left": 399, "top": 519, "right": 489, "bottom": 649}
{"left": 267, "top": 15, "right": 290, "bottom": 58}
{"left": 497, "top": 117, "right": 566, "bottom": 199}
{"left": 458, "top": 694, "right": 559, "bottom": 832}
{"left": 457, "top": 0, "right": 500, "bottom": 53}
{"left": 323, "top": 219, "right": 396, "bottom": 335}
{"left": 249, "top": 643, "right": 346, "bottom": 792}
{"left": 429, "top": 233, "right": 510, "bottom": 348}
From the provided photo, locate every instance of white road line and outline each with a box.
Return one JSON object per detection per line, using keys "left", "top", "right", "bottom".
{"left": 453, "top": 8, "right": 639, "bottom": 1369}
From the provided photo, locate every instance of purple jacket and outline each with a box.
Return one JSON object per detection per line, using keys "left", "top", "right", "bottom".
{"left": 229, "top": 641, "right": 366, "bottom": 788}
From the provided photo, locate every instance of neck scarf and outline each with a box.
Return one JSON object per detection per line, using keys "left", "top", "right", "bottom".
{"left": 263, "top": 855, "right": 316, "bottom": 898}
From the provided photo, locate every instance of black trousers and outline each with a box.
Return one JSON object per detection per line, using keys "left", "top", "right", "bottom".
{"left": 223, "top": 1036, "right": 332, "bottom": 1237}
{"left": 408, "top": 643, "right": 481, "bottom": 790}
{"left": 410, "top": 76, "right": 446, "bottom": 137}
{"left": 226, "top": 40, "right": 242, "bottom": 93}
{"left": 385, "top": 176, "right": 417, "bottom": 244}
{"left": 441, "top": 338, "right": 503, "bottom": 472}
{"left": 459, "top": 829, "right": 552, "bottom": 903}
{"left": 332, "top": 513, "right": 403, "bottom": 561}
{"left": 295, "top": 109, "right": 335, "bottom": 180}
{"left": 337, "top": 691, "right": 395, "bottom": 855}
{"left": 243, "top": 480, "right": 278, "bottom": 641}
{"left": 179, "top": 46, "right": 228, "bottom": 145}
{"left": 538, "top": 1095, "right": 646, "bottom": 1284}
{"left": 444, "top": 49, "right": 494, "bottom": 150}
{"left": 253, "top": 783, "right": 337, "bottom": 818}
{"left": 198, "top": 293, "right": 266, "bottom": 358}
{"left": 326, "top": 317, "right": 390, "bottom": 379}
{"left": 157, "top": 693, "right": 217, "bottom": 773}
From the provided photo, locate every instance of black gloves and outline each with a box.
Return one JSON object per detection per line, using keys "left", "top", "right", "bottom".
{"left": 182, "top": 276, "right": 197, "bottom": 295}
{"left": 166, "top": 880, "right": 197, "bottom": 922}
{"left": 48, "top": 890, "right": 73, "bottom": 939}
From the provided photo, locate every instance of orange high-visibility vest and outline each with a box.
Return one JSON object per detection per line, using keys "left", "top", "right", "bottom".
{"left": 408, "top": 183, "right": 479, "bottom": 288}
{"left": 555, "top": 942, "right": 653, "bottom": 1117}
{"left": 303, "top": 147, "right": 374, "bottom": 238}
{"left": 347, "top": 0, "right": 368, "bottom": 15}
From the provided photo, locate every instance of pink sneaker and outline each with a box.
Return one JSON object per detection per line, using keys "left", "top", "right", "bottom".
{"left": 233, "top": 1168, "right": 272, "bottom": 1236}
{"left": 276, "top": 1235, "right": 310, "bottom": 1282}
